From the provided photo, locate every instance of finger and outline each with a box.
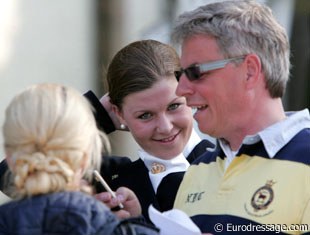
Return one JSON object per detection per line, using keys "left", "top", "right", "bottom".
{"left": 95, "top": 192, "right": 112, "bottom": 203}
{"left": 113, "top": 209, "right": 131, "bottom": 219}
{"left": 115, "top": 187, "right": 141, "bottom": 217}
{"left": 115, "top": 186, "right": 136, "bottom": 201}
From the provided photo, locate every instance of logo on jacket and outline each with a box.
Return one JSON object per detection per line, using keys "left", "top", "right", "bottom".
{"left": 251, "top": 180, "right": 275, "bottom": 211}
{"left": 244, "top": 180, "right": 276, "bottom": 217}
{"left": 151, "top": 162, "right": 166, "bottom": 174}
{"left": 111, "top": 174, "right": 119, "bottom": 180}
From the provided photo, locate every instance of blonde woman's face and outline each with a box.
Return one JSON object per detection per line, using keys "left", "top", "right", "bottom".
{"left": 118, "top": 77, "right": 193, "bottom": 160}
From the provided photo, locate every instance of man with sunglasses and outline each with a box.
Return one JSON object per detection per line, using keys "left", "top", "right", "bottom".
{"left": 171, "top": 1, "right": 310, "bottom": 234}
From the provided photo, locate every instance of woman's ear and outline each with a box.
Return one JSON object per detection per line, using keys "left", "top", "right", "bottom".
{"left": 112, "top": 105, "right": 127, "bottom": 127}
{"left": 244, "top": 54, "right": 262, "bottom": 88}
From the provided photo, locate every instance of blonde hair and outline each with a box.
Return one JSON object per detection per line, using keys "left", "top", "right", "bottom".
{"left": 3, "top": 83, "right": 110, "bottom": 197}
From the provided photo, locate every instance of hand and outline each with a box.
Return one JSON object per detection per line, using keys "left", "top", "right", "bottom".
{"left": 95, "top": 186, "right": 142, "bottom": 219}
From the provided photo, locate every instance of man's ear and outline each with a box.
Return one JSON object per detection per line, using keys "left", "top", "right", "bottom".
{"left": 244, "top": 54, "right": 262, "bottom": 88}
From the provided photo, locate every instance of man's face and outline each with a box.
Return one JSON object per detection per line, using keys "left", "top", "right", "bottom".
{"left": 176, "top": 35, "right": 247, "bottom": 140}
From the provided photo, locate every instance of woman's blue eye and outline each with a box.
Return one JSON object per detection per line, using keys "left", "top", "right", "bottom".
{"left": 168, "top": 103, "right": 180, "bottom": 111}
{"left": 138, "top": 113, "right": 152, "bottom": 120}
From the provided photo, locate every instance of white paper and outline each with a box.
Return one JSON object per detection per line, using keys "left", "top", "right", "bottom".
{"left": 0, "top": 191, "right": 11, "bottom": 205}
{"left": 148, "top": 205, "right": 201, "bottom": 235}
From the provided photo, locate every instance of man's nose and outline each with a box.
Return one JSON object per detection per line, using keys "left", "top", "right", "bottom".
{"left": 176, "top": 75, "right": 194, "bottom": 97}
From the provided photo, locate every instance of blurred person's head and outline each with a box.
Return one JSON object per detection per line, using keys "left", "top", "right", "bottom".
{"left": 3, "top": 83, "right": 109, "bottom": 198}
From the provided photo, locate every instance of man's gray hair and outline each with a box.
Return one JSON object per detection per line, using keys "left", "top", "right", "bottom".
{"left": 172, "top": 0, "right": 290, "bottom": 98}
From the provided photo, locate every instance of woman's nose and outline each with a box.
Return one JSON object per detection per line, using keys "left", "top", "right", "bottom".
{"left": 156, "top": 115, "right": 173, "bottom": 134}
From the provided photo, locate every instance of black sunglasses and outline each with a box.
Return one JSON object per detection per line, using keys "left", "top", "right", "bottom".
{"left": 174, "top": 56, "right": 246, "bottom": 81}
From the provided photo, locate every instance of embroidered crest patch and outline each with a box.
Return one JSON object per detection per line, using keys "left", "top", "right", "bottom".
{"left": 251, "top": 180, "right": 275, "bottom": 211}
{"left": 244, "top": 180, "right": 276, "bottom": 217}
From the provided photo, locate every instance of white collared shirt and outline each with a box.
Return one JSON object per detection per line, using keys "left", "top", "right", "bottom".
{"left": 182, "top": 128, "right": 202, "bottom": 157}
{"left": 138, "top": 149, "right": 189, "bottom": 192}
{"left": 138, "top": 129, "right": 201, "bottom": 192}
{"left": 220, "top": 109, "right": 310, "bottom": 170}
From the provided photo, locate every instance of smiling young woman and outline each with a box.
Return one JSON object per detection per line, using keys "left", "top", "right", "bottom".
{"left": 86, "top": 39, "right": 214, "bottom": 223}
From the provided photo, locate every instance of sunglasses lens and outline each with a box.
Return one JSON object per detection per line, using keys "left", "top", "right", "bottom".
{"left": 175, "top": 66, "right": 201, "bottom": 81}
{"left": 185, "top": 66, "right": 201, "bottom": 81}
{"left": 174, "top": 71, "right": 183, "bottom": 81}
